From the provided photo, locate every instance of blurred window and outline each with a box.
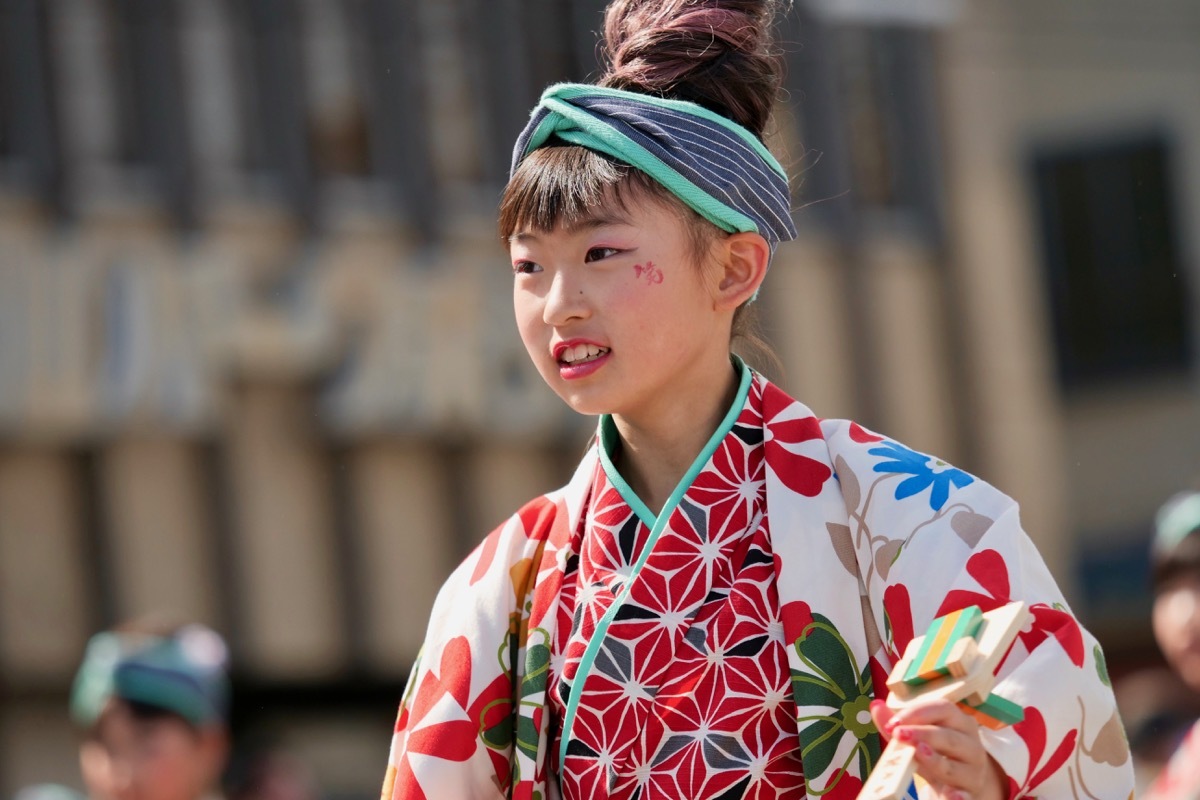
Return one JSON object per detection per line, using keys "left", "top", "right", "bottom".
{"left": 462, "top": 0, "right": 606, "bottom": 185}
{"left": 783, "top": 17, "right": 944, "bottom": 239}
{"left": 1032, "top": 135, "right": 1192, "bottom": 389}
{"left": 226, "top": 0, "right": 436, "bottom": 231}
{"left": 178, "top": 0, "right": 244, "bottom": 197}
{"left": 233, "top": 0, "right": 314, "bottom": 218}
{"left": 0, "top": 0, "right": 59, "bottom": 204}
{"left": 300, "top": 0, "right": 373, "bottom": 179}
{"left": 47, "top": 0, "right": 189, "bottom": 218}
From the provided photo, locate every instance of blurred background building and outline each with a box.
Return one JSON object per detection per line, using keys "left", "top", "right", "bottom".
{"left": 0, "top": 0, "right": 1197, "bottom": 797}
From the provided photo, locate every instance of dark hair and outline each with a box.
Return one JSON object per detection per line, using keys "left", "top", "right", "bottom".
{"left": 599, "top": 0, "right": 783, "bottom": 137}
{"left": 498, "top": 0, "right": 787, "bottom": 366}
{"left": 1152, "top": 528, "right": 1200, "bottom": 592}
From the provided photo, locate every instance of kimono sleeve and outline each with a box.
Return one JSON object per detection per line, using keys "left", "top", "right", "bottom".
{"left": 380, "top": 503, "right": 547, "bottom": 800}
{"left": 823, "top": 421, "right": 1134, "bottom": 798}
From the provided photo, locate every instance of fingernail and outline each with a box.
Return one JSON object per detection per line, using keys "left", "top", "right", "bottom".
{"left": 895, "top": 727, "right": 913, "bottom": 742}
{"left": 917, "top": 742, "right": 933, "bottom": 758}
{"left": 870, "top": 699, "right": 887, "bottom": 713}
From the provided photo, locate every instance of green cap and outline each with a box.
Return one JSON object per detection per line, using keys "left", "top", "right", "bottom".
{"left": 70, "top": 625, "right": 230, "bottom": 728}
{"left": 1154, "top": 491, "right": 1200, "bottom": 555}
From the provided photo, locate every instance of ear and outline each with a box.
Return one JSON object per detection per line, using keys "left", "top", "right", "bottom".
{"left": 712, "top": 232, "right": 770, "bottom": 311}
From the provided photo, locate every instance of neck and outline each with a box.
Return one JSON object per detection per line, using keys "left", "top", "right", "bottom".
{"left": 610, "top": 356, "right": 742, "bottom": 517}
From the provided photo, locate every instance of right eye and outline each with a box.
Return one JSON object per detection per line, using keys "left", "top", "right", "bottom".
{"left": 585, "top": 247, "right": 620, "bottom": 263}
{"left": 512, "top": 260, "right": 542, "bottom": 275}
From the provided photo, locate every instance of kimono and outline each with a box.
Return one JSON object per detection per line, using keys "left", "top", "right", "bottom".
{"left": 381, "top": 364, "right": 1133, "bottom": 799}
{"left": 1142, "top": 720, "right": 1200, "bottom": 799}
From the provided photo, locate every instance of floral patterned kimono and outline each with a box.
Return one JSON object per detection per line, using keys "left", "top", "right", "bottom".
{"left": 381, "top": 364, "right": 1133, "bottom": 799}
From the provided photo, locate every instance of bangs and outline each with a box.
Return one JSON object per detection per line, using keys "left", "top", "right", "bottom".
{"left": 499, "top": 144, "right": 665, "bottom": 240}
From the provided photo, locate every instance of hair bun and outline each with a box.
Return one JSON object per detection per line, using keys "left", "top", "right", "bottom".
{"left": 600, "top": 0, "right": 784, "bottom": 138}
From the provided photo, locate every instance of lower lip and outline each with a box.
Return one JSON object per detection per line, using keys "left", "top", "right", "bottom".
{"left": 558, "top": 351, "right": 610, "bottom": 380}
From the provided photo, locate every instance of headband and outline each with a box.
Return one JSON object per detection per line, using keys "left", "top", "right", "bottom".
{"left": 511, "top": 83, "right": 797, "bottom": 250}
{"left": 1154, "top": 491, "right": 1200, "bottom": 555}
{"left": 70, "top": 625, "right": 230, "bottom": 728}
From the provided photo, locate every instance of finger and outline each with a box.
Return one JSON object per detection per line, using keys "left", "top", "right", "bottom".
{"left": 896, "top": 723, "right": 986, "bottom": 768}
{"left": 911, "top": 740, "right": 982, "bottom": 792}
{"left": 892, "top": 700, "right": 984, "bottom": 753}
{"left": 886, "top": 698, "right": 978, "bottom": 733}
{"left": 869, "top": 699, "right": 896, "bottom": 739}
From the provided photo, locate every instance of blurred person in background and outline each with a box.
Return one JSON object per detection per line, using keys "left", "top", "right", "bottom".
{"left": 1141, "top": 490, "right": 1200, "bottom": 799}
{"left": 69, "top": 621, "right": 231, "bottom": 800}
{"left": 1113, "top": 665, "right": 1200, "bottom": 795}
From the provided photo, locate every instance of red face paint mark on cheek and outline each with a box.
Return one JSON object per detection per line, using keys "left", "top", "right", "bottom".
{"left": 632, "top": 261, "right": 664, "bottom": 285}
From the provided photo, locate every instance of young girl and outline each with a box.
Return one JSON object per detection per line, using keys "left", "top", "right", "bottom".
{"left": 381, "top": 1, "right": 1132, "bottom": 797}
{"left": 1142, "top": 491, "right": 1200, "bottom": 799}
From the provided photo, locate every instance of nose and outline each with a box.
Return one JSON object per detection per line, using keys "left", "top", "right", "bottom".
{"left": 542, "top": 269, "right": 589, "bottom": 327}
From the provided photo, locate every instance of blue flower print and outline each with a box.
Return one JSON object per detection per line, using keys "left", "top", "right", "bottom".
{"left": 869, "top": 441, "right": 974, "bottom": 511}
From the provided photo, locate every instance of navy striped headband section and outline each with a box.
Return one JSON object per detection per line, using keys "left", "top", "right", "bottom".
{"left": 511, "top": 83, "right": 797, "bottom": 249}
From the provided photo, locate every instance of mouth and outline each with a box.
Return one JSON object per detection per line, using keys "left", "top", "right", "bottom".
{"left": 556, "top": 342, "right": 611, "bottom": 366}
{"left": 553, "top": 341, "right": 611, "bottom": 380}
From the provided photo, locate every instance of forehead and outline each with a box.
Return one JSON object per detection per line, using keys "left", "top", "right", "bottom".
{"left": 508, "top": 192, "right": 695, "bottom": 246}
{"left": 92, "top": 701, "right": 195, "bottom": 746}
{"left": 508, "top": 211, "right": 629, "bottom": 244}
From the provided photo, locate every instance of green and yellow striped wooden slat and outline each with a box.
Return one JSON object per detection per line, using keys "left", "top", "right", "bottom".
{"left": 958, "top": 692, "right": 1025, "bottom": 730}
{"left": 902, "top": 605, "right": 984, "bottom": 687}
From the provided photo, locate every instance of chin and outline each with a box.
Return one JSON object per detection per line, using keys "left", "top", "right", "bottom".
{"left": 554, "top": 388, "right": 613, "bottom": 418}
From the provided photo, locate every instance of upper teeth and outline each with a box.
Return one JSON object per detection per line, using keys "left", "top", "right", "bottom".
{"left": 561, "top": 344, "right": 608, "bottom": 364}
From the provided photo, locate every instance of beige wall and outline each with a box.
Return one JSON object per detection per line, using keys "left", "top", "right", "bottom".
{"left": 941, "top": 0, "right": 1200, "bottom": 598}
{"left": 0, "top": 450, "right": 89, "bottom": 685}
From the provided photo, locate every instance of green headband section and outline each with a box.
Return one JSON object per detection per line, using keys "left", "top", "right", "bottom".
{"left": 1155, "top": 491, "right": 1200, "bottom": 554}
{"left": 71, "top": 626, "right": 230, "bottom": 728}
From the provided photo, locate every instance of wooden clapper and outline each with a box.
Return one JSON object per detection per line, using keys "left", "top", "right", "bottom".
{"left": 857, "top": 601, "right": 1032, "bottom": 800}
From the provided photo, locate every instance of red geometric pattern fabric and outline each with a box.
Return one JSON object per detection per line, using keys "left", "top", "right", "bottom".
{"left": 549, "top": 380, "right": 806, "bottom": 798}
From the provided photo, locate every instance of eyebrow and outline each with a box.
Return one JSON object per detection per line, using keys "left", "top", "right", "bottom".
{"left": 508, "top": 212, "right": 632, "bottom": 243}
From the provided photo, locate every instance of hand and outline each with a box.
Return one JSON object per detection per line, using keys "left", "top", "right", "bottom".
{"left": 870, "top": 698, "right": 1007, "bottom": 800}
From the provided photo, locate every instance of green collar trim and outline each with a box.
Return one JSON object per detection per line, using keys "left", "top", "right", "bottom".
{"left": 597, "top": 359, "right": 753, "bottom": 526}
{"left": 561, "top": 359, "right": 753, "bottom": 769}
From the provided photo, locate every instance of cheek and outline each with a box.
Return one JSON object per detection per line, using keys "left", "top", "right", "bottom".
{"left": 1153, "top": 601, "right": 1176, "bottom": 651}
{"left": 80, "top": 743, "right": 116, "bottom": 797}
{"left": 513, "top": 291, "right": 546, "bottom": 350}
{"left": 140, "top": 732, "right": 206, "bottom": 796}
{"left": 1154, "top": 589, "right": 1200, "bottom": 652}
{"left": 144, "top": 749, "right": 202, "bottom": 798}
{"left": 611, "top": 264, "right": 680, "bottom": 315}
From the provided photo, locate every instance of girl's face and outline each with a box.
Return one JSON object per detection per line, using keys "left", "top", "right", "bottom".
{"left": 510, "top": 193, "right": 729, "bottom": 422}
{"left": 1153, "top": 573, "right": 1200, "bottom": 692}
{"left": 80, "top": 702, "right": 225, "bottom": 800}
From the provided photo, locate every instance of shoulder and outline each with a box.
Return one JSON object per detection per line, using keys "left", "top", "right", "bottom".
{"left": 820, "top": 417, "right": 1017, "bottom": 520}
{"left": 447, "top": 493, "right": 564, "bottom": 595}
{"left": 436, "top": 447, "right": 598, "bottom": 603}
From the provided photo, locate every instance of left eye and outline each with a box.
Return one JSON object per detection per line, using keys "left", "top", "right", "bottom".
{"left": 585, "top": 247, "right": 620, "bottom": 263}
